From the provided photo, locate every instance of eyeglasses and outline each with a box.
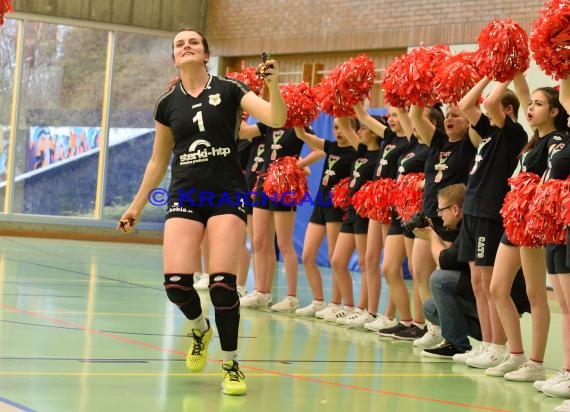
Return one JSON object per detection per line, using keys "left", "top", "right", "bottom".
{"left": 436, "top": 204, "right": 454, "bottom": 213}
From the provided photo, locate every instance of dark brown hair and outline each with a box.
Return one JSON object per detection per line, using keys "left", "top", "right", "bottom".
{"left": 171, "top": 28, "right": 210, "bottom": 61}
{"left": 522, "top": 87, "right": 569, "bottom": 153}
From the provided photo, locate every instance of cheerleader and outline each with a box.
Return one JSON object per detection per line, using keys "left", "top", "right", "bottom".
{"left": 346, "top": 103, "right": 413, "bottom": 329}
{"left": 489, "top": 84, "right": 569, "bottom": 382}
{"left": 293, "top": 118, "right": 358, "bottom": 317}
{"left": 408, "top": 103, "right": 477, "bottom": 341}
{"left": 455, "top": 73, "right": 529, "bottom": 370}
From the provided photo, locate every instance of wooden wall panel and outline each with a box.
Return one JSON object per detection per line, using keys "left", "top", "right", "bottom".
{"left": 12, "top": 0, "right": 206, "bottom": 31}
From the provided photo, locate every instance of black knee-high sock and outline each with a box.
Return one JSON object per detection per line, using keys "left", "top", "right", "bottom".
{"left": 208, "top": 273, "right": 240, "bottom": 352}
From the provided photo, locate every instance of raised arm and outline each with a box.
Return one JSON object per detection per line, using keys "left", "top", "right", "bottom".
{"left": 484, "top": 80, "right": 510, "bottom": 129}
{"left": 458, "top": 77, "right": 490, "bottom": 125}
{"left": 396, "top": 107, "right": 413, "bottom": 138}
{"left": 513, "top": 72, "right": 530, "bottom": 117}
{"left": 410, "top": 105, "right": 436, "bottom": 146}
{"left": 293, "top": 126, "right": 325, "bottom": 151}
{"left": 240, "top": 58, "right": 287, "bottom": 128}
{"left": 118, "top": 121, "right": 174, "bottom": 231}
{"left": 353, "top": 101, "right": 387, "bottom": 137}
{"left": 336, "top": 117, "right": 359, "bottom": 149}
{"left": 560, "top": 75, "right": 570, "bottom": 114}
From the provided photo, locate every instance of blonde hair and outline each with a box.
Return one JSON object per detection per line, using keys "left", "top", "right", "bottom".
{"left": 438, "top": 183, "right": 465, "bottom": 207}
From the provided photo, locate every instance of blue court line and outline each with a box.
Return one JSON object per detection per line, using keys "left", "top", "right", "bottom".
{"left": 0, "top": 395, "right": 37, "bottom": 412}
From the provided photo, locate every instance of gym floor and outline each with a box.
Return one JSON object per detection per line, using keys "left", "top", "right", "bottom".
{"left": 0, "top": 236, "right": 564, "bottom": 411}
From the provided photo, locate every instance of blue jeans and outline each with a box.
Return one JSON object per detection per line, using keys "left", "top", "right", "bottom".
{"left": 423, "top": 269, "right": 482, "bottom": 351}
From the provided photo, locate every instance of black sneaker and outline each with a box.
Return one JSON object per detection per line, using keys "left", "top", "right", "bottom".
{"left": 421, "top": 341, "right": 465, "bottom": 359}
{"left": 393, "top": 324, "right": 427, "bottom": 340}
{"left": 378, "top": 323, "right": 409, "bottom": 337}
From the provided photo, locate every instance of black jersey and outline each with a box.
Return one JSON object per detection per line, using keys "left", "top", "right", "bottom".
{"left": 154, "top": 75, "right": 249, "bottom": 202}
{"left": 373, "top": 129, "right": 410, "bottom": 180}
{"left": 348, "top": 144, "right": 380, "bottom": 196}
{"left": 422, "top": 129, "right": 477, "bottom": 216}
{"left": 318, "top": 140, "right": 358, "bottom": 198}
{"left": 244, "top": 136, "right": 265, "bottom": 191}
{"left": 521, "top": 131, "right": 567, "bottom": 176}
{"left": 464, "top": 114, "right": 528, "bottom": 221}
{"left": 396, "top": 135, "right": 429, "bottom": 179}
{"left": 258, "top": 124, "right": 306, "bottom": 172}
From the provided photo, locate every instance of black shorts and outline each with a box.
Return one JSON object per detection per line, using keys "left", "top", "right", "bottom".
{"left": 547, "top": 243, "right": 570, "bottom": 274}
{"left": 309, "top": 204, "right": 344, "bottom": 225}
{"left": 165, "top": 201, "right": 247, "bottom": 225}
{"left": 500, "top": 231, "right": 516, "bottom": 247}
{"left": 458, "top": 215, "right": 503, "bottom": 266}
{"left": 340, "top": 208, "right": 369, "bottom": 234}
{"left": 387, "top": 208, "right": 415, "bottom": 239}
{"left": 251, "top": 190, "right": 297, "bottom": 212}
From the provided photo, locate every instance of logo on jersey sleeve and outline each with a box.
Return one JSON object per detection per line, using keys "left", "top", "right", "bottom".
{"left": 209, "top": 94, "right": 221, "bottom": 106}
{"left": 179, "top": 139, "right": 231, "bottom": 165}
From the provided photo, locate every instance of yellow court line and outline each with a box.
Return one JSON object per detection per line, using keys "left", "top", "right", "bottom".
{"left": 0, "top": 310, "right": 170, "bottom": 317}
{"left": 0, "top": 372, "right": 480, "bottom": 377}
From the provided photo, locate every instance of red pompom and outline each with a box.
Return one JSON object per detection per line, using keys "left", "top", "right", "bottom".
{"left": 262, "top": 156, "right": 308, "bottom": 205}
{"left": 475, "top": 18, "right": 530, "bottom": 82}
{"left": 526, "top": 179, "right": 569, "bottom": 244}
{"left": 530, "top": 0, "right": 570, "bottom": 80}
{"left": 393, "top": 172, "right": 424, "bottom": 222}
{"left": 352, "top": 181, "right": 374, "bottom": 218}
{"left": 433, "top": 52, "right": 483, "bottom": 104}
{"left": 314, "top": 54, "right": 375, "bottom": 116}
{"left": 382, "top": 44, "right": 451, "bottom": 107}
{"left": 226, "top": 66, "right": 264, "bottom": 96}
{"left": 0, "top": 0, "right": 13, "bottom": 25}
{"left": 500, "top": 172, "right": 542, "bottom": 247}
{"left": 279, "top": 82, "right": 320, "bottom": 128}
{"left": 367, "top": 178, "right": 397, "bottom": 223}
{"left": 331, "top": 177, "right": 351, "bottom": 210}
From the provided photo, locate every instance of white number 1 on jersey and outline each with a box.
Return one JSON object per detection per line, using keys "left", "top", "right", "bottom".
{"left": 193, "top": 111, "right": 205, "bottom": 132}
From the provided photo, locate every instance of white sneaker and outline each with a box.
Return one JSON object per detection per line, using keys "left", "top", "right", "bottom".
{"left": 270, "top": 296, "right": 299, "bottom": 313}
{"left": 555, "top": 400, "right": 570, "bottom": 412}
{"left": 453, "top": 343, "right": 486, "bottom": 364}
{"left": 341, "top": 309, "right": 374, "bottom": 328}
{"left": 324, "top": 306, "right": 354, "bottom": 322}
{"left": 194, "top": 273, "right": 209, "bottom": 290}
{"left": 504, "top": 360, "right": 546, "bottom": 382}
{"left": 541, "top": 374, "right": 570, "bottom": 398}
{"left": 466, "top": 345, "right": 507, "bottom": 369}
{"left": 364, "top": 315, "right": 397, "bottom": 332}
{"left": 535, "top": 369, "right": 570, "bottom": 392}
{"left": 413, "top": 324, "right": 443, "bottom": 349}
{"left": 315, "top": 303, "right": 341, "bottom": 319}
{"left": 295, "top": 300, "right": 327, "bottom": 317}
{"left": 237, "top": 285, "right": 247, "bottom": 298}
{"left": 485, "top": 355, "right": 527, "bottom": 377}
{"left": 240, "top": 290, "right": 272, "bottom": 308}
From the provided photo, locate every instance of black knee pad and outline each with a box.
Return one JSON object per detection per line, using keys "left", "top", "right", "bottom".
{"left": 164, "top": 274, "right": 202, "bottom": 319}
{"left": 208, "top": 273, "right": 239, "bottom": 312}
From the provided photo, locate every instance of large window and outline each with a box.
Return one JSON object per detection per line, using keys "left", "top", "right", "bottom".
{"left": 11, "top": 22, "right": 107, "bottom": 217}
{"left": 103, "top": 32, "right": 176, "bottom": 224}
{"left": 0, "top": 19, "right": 18, "bottom": 212}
